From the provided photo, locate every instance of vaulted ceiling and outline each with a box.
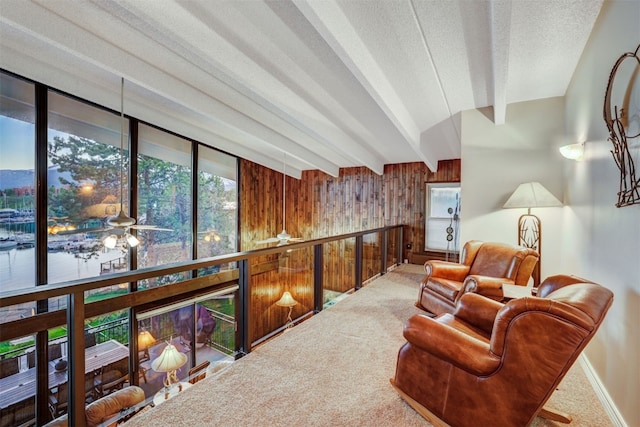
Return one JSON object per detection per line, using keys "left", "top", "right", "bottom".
{"left": 0, "top": 0, "right": 603, "bottom": 178}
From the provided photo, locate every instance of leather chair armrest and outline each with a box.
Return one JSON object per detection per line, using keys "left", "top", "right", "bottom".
{"left": 453, "top": 293, "right": 503, "bottom": 335}
{"left": 461, "top": 275, "right": 512, "bottom": 300}
{"left": 424, "top": 261, "right": 470, "bottom": 282}
{"left": 403, "top": 314, "right": 501, "bottom": 376}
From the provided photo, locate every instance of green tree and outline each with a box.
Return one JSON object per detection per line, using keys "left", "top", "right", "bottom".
{"left": 48, "top": 135, "right": 122, "bottom": 222}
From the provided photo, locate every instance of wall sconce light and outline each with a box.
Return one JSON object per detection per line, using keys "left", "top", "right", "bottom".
{"left": 559, "top": 142, "right": 585, "bottom": 160}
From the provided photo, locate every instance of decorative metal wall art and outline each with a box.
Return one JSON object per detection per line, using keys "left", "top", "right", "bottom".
{"left": 603, "top": 44, "right": 640, "bottom": 207}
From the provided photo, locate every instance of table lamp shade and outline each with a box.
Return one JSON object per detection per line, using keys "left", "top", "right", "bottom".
{"left": 503, "top": 182, "right": 562, "bottom": 209}
{"left": 276, "top": 291, "right": 298, "bottom": 307}
{"left": 138, "top": 330, "right": 155, "bottom": 350}
{"left": 151, "top": 343, "right": 187, "bottom": 373}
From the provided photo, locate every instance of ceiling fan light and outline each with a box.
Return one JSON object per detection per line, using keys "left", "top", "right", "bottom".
{"left": 126, "top": 233, "right": 140, "bottom": 247}
{"left": 104, "top": 234, "right": 118, "bottom": 249}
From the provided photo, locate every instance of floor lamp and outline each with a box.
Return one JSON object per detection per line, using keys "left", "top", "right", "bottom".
{"left": 503, "top": 182, "right": 562, "bottom": 287}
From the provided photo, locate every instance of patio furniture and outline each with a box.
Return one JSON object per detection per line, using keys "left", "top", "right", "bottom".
{"left": 0, "top": 340, "right": 129, "bottom": 412}
{"left": 0, "top": 358, "right": 19, "bottom": 379}
{"left": 48, "top": 343, "right": 63, "bottom": 361}
{"left": 94, "top": 357, "right": 129, "bottom": 398}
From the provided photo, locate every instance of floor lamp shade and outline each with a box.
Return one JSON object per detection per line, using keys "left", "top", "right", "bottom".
{"left": 503, "top": 182, "right": 562, "bottom": 286}
{"left": 503, "top": 182, "right": 563, "bottom": 211}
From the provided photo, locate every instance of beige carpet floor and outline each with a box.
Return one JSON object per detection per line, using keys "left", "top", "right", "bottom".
{"left": 126, "top": 264, "right": 611, "bottom": 427}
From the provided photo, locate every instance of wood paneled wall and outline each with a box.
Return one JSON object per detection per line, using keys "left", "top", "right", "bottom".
{"left": 240, "top": 158, "right": 460, "bottom": 255}
{"left": 240, "top": 158, "right": 460, "bottom": 342}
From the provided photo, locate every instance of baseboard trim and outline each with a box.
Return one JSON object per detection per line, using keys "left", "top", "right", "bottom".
{"left": 578, "top": 354, "right": 627, "bottom": 427}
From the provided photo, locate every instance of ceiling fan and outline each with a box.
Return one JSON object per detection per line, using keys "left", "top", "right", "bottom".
{"left": 55, "top": 78, "right": 171, "bottom": 247}
{"left": 256, "top": 154, "right": 303, "bottom": 246}
{"left": 102, "top": 77, "right": 173, "bottom": 249}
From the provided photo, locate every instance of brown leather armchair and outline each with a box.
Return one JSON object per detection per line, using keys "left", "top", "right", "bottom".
{"left": 416, "top": 240, "right": 539, "bottom": 315}
{"left": 392, "top": 275, "right": 613, "bottom": 427}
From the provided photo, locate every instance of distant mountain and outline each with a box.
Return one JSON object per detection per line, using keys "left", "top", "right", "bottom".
{"left": 0, "top": 166, "right": 74, "bottom": 190}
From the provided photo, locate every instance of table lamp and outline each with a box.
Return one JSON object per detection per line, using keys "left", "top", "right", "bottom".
{"left": 276, "top": 291, "right": 298, "bottom": 330}
{"left": 137, "top": 330, "right": 155, "bottom": 361}
{"left": 502, "top": 182, "right": 562, "bottom": 286}
{"left": 151, "top": 342, "right": 187, "bottom": 390}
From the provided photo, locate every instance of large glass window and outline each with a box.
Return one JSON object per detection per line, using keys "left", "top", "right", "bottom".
{"left": 47, "top": 90, "right": 128, "bottom": 285}
{"left": 197, "top": 145, "right": 237, "bottom": 271}
{"left": 137, "top": 124, "right": 192, "bottom": 287}
{"left": 0, "top": 73, "right": 36, "bottom": 292}
{"left": 425, "top": 183, "right": 461, "bottom": 254}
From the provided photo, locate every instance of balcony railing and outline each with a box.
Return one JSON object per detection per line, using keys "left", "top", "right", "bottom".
{"left": 0, "top": 225, "right": 403, "bottom": 426}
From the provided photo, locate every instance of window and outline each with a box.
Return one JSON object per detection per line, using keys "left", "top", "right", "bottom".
{"left": 136, "top": 286, "right": 237, "bottom": 398}
{"left": 197, "top": 145, "right": 237, "bottom": 271}
{"left": 48, "top": 90, "right": 128, "bottom": 285}
{"left": 137, "top": 124, "right": 192, "bottom": 286}
{"left": 0, "top": 73, "right": 36, "bottom": 291}
{"left": 425, "top": 183, "right": 461, "bottom": 253}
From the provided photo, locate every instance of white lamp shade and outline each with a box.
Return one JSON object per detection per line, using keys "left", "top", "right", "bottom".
{"left": 276, "top": 291, "right": 298, "bottom": 307}
{"left": 103, "top": 234, "right": 118, "bottom": 249}
{"left": 151, "top": 343, "right": 187, "bottom": 373}
{"left": 125, "top": 233, "right": 140, "bottom": 247}
{"left": 503, "top": 182, "right": 562, "bottom": 209}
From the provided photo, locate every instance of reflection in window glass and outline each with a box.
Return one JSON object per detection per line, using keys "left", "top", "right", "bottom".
{"left": 47, "top": 90, "right": 129, "bottom": 285}
{"left": 137, "top": 124, "right": 191, "bottom": 288}
{"left": 195, "top": 293, "right": 236, "bottom": 358}
{"left": 137, "top": 306, "right": 193, "bottom": 398}
{"left": 197, "top": 145, "right": 237, "bottom": 273}
{"left": 0, "top": 73, "right": 36, "bottom": 292}
{"left": 322, "top": 238, "right": 355, "bottom": 308}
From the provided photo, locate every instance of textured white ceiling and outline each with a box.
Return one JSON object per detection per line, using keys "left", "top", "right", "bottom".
{"left": 0, "top": 0, "right": 603, "bottom": 177}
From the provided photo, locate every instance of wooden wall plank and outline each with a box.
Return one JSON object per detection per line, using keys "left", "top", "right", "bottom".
{"left": 240, "top": 159, "right": 460, "bottom": 341}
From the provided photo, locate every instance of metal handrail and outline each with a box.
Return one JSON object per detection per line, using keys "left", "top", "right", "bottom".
{"left": 0, "top": 224, "right": 403, "bottom": 426}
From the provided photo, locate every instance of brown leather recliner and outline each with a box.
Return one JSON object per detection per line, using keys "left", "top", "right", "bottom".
{"left": 416, "top": 240, "right": 539, "bottom": 315}
{"left": 392, "top": 275, "right": 614, "bottom": 427}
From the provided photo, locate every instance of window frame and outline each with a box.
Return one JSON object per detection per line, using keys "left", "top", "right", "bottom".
{"left": 424, "top": 182, "right": 461, "bottom": 253}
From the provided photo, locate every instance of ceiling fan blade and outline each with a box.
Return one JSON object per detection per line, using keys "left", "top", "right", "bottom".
{"left": 256, "top": 237, "right": 280, "bottom": 244}
{"left": 288, "top": 237, "right": 304, "bottom": 242}
{"left": 130, "top": 225, "right": 173, "bottom": 231}
{"left": 54, "top": 226, "right": 110, "bottom": 235}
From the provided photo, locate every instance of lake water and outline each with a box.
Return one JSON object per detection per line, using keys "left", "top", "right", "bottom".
{"left": 0, "top": 245, "right": 126, "bottom": 293}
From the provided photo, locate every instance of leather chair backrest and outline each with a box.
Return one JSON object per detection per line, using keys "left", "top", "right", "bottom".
{"left": 490, "top": 282, "right": 613, "bottom": 358}
{"left": 459, "top": 240, "right": 484, "bottom": 266}
{"left": 468, "top": 242, "right": 523, "bottom": 279}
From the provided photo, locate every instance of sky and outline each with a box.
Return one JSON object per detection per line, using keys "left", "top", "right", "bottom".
{"left": 0, "top": 116, "right": 34, "bottom": 170}
{"left": 0, "top": 116, "right": 68, "bottom": 170}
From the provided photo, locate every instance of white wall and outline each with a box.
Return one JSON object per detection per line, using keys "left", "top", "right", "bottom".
{"left": 563, "top": 0, "right": 640, "bottom": 425}
{"left": 461, "top": 1, "right": 639, "bottom": 424}
{"left": 460, "top": 97, "right": 565, "bottom": 280}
